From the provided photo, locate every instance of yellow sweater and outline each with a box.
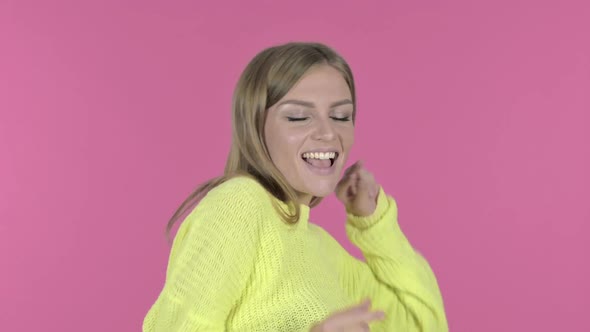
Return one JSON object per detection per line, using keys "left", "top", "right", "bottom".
{"left": 143, "top": 176, "right": 448, "bottom": 331}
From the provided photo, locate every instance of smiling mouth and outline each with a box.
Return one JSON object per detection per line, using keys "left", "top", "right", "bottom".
{"left": 301, "top": 152, "right": 339, "bottom": 167}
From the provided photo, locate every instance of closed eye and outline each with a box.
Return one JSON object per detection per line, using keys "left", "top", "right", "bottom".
{"left": 331, "top": 116, "right": 351, "bottom": 122}
{"left": 287, "top": 117, "right": 309, "bottom": 122}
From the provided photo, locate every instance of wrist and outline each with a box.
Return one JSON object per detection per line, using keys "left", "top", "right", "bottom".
{"left": 346, "top": 187, "right": 390, "bottom": 229}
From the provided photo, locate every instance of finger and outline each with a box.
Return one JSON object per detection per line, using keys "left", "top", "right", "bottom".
{"left": 350, "top": 173, "right": 359, "bottom": 197}
{"left": 337, "top": 162, "right": 360, "bottom": 191}
{"left": 335, "top": 299, "right": 371, "bottom": 316}
{"left": 336, "top": 309, "right": 385, "bottom": 327}
{"left": 354, "top": 171, "right": 372, "bottom": 200}
{"left": 336, "top": 167, "right": 362, "bottom": 200}
{"left": 333, "top": 299, "right": 378, "bottom": 322}
{"left": 335, "top": 173, "right": 357, "bottom": 202}
{"left": 356, "top": 298, "right": 371, "bottom": 309}
{"left": 339, "top": 165, "right": 358, "bottom": 186}
{"left": 359, "top": 170, "right": 380, "bottom": 198}
{"left": 357, "top": 322, "right": 370, "bottom": 332}
{"left": 358, "top": 308, "right": 385, "bottom": 321}
{"left": 359, "top": 172, "right": 379, "bottom": 201}
{"left": 368, "top": 310, "right": 386, "bottom": 321}
{"left": 343, "top": 160, "right": 364, "bottom": 177}
{"left": 372, "top": 183, "right": 380, "bottom": 199}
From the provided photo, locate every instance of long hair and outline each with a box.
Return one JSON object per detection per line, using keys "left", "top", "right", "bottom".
{"left": 166, "top": 42, "right": 357, "bottom": 237}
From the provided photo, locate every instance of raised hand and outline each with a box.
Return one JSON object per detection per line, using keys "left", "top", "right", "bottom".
{"left": 335, "top": 161, "right": 380, "bottom": 217}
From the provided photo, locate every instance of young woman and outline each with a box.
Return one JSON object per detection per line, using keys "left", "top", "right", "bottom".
{"left": 143, "top": 42, "right": 448, "bottom": 332}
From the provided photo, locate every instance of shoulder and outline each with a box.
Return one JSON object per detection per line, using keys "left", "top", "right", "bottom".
{"left": 186, "top": 175, "right": 271, "bottom": 229}
{"left": 171, "top": 176, "right": 272, "bottom": 254}
{"left": 205, "top": 175, "right": 268, "bottom": 204}
{"left": 206, "top": 175, "right": 265, "bottom": 197}
{"left": 214, "top": 175, "right": 268, "bottom": 195}
{"left": 167, "top": 177, "right": 274, "bottom": 278}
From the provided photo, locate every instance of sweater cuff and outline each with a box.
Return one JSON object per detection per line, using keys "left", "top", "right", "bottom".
{"left": 346, "top": 187, "right": 394, "bottom": 230}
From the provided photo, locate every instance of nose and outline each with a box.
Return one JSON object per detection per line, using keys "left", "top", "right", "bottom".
{"left": 311, "top": 117, "right": 336, "bottom": 141}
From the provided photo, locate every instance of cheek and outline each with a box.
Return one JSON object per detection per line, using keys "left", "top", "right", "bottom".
{"left": 341, "top": 127, "right": 355, "bottom": 149}
{"left": 266, "top": 127, "right": 304, "bottom": 165}
{"left": 264, "top": 119, "right": 284, "bottom": 157}
{"left": 285, "top": 132, "right": 304, "bottom": 145}
{"left": 282, "top": 132, "right": 306, "bottom": 165}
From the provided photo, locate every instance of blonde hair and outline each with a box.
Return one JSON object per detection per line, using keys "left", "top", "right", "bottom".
{"left": 166, "top": 42, "right": 357, "bottom": 237}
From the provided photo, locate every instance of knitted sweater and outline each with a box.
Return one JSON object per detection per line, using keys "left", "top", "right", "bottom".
{"left": 143, "top": 176, "right": 448, "bottom": 331}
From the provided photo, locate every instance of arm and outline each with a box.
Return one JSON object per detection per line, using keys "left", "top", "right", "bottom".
{"left": 143, "top": 179, "right": 264, "bottom": 331}
{"left": 335, "top": 187, "right": 448, "bottom": 331}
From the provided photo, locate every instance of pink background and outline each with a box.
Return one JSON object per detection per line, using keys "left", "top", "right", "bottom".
{"left": 1, "top": 0, "right": 589, "bottom": 331}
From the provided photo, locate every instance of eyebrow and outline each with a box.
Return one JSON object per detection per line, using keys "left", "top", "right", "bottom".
{"left": 276, "top": 99, "right": 353, "bottom": 109}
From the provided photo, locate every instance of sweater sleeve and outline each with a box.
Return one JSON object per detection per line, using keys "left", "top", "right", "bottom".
{"left": 336, "top": 187, "right": 448, "bottom": 332}
{"left": 142, "top": 178, "right": 265, "bottom": 332}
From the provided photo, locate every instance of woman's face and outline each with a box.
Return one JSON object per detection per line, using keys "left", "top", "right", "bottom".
{"left": 264, "top": 65, "right": 355, "bottom": 205}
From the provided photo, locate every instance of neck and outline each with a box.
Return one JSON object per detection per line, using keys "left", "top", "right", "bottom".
{"left": 296, "top": 192, "right": 313, "bottom": 206}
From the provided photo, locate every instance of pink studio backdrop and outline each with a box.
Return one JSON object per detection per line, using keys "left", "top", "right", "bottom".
{"left": 1, "top": 1, "right": 588, "bottom": 331}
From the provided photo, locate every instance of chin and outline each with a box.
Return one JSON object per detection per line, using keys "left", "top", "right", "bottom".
{"left": 303, "top": 182, "right": 337, "bottom": 199}
{"left": 308, "top": 191, "right": 331, "bottom": 199}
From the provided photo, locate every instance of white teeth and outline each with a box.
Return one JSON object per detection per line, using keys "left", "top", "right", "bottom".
{"left": 302, "top": 152, "right": 337, "bottom": 160}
